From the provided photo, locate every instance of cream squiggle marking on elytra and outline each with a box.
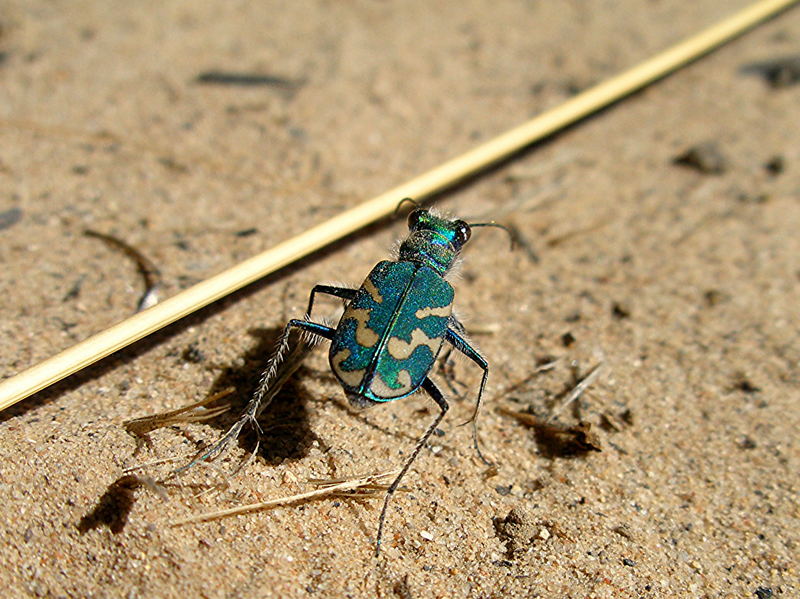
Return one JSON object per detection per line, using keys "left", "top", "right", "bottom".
{"left": 331, "top": 349, "right": 365, "bottom": 387}
{"left": 370, "top": 369, "right": 413, "bottom": 398}
{"left": 364, "top": 276, "right": 383, "bottom": 304}
{"left": 414, "top": 305, "right": 451, "bottom": 319}
{"left": 387, "top": 328, "right": 440, "bottom": 360}
{"left": 344, "top": 308, "right": 380, "bottom": 347}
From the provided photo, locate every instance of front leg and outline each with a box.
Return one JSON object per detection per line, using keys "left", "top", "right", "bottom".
{"left": 445, "top": 320, "right": 491, "bottom": 466}
{"left": 306, "top": 284, "right": 357, "bottom": 318}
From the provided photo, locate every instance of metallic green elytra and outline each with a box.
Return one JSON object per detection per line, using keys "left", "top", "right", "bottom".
{"left": 203, "top": 203, "right": 505, "bottom": 556}
{"left": 329, "top": 260, "right": 454, "bottom": 405}
{"left": 325, "top": 209, "right": 473, "bottom": 411}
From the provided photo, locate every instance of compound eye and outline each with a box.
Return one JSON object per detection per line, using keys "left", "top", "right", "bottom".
{"left": 453, "top": 220, "right": 471, "bottom": 247}
{"left": 407, "top": 209, "right": 424, "bottom": 230}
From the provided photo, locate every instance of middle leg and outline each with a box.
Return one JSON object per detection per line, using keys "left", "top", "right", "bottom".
{"left": 445, "top": 322, "right": 491, "bottom": 465}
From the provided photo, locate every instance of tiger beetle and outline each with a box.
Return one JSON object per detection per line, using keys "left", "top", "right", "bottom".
{"left": 184, "top": 200, "right": 507, "bottom": 555}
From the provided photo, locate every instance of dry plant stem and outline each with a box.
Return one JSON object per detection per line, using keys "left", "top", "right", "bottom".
{"left": 122, "top": 456, "right": 186, "bottom": 474}
{"left": 83, "top": 229, "right": 163, "bottom": 312}
{"left": 123, "top": 387, "right": 235, "bottom": 438}
{"left": 550, "top": 362, "right": 604, "bottom": 420}
{"left": 170, "top": 471, "right": 399, "bottom": 526}
{"left": 307, "top": 475, "right": 404, "bottom": 496}
{"left": 497, "top": 361, "right": 603, "bottom": 424}
{"left": 495, "top": 358, "right": 560, "bottom": 399}
{"left": 1, "top": 0, "right": 797, "bottom": 413}
{"left": 496, "top": 406, "right": 538, "bottom": 427}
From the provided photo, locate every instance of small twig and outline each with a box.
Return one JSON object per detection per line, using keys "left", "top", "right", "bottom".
{"left": 170, "top": 470, "right": 399, "bottom": 526}
{"left": 122, "top": 455, "right": 186, "bottom": 474}
{"left": 545, "top": 216, "right": 615, "bottom": 248}
{"left": 497, "top": 408, "right": 603, "bottom": 454}
{"left": 495, "top": 361, "right": 604, "bottom": 420}
{"left": 549, "top": 362, "right": 604, "bottom": 420}
{"left": 195, "top": 71, "right": 305, "bottom": 91}
{"left": 496, "top": 406, "right": 537, "bottom": 426}
{"left": 307, "top": 473, "right": 404, "bottom": 497}
{"left": 494, "top": 358, "right": 560, "bottom": 399}
{"left": 670, "top": 209, "right": 736, "bottom": 247}
{"left": 84, "top": 229, "right": 163, "bottom": 311}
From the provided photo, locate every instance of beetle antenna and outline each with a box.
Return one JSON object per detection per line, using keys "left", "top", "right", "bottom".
{"left": 468, "top": 221, "right": 514, "bottom": 250}
{"left": 394, "top": 197, "right": 420, "bottom": 215}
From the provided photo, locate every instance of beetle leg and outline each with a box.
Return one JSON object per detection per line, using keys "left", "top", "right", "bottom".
{"left": 447, "top": 313, "right": 469, "bottom": 337}
{"left": 306, "top": 284, "right": 357, "bottom": 318}
{"left": 375, "top": 377, "right": 448, "bottom": 556}
{"left": 437, "top": 345, "right": 469, "bottom": 398}
{"left": 174, "top": 319, "right": 334, "bottom": 474}
{"left": 445, "top": 323, "right": 492, "bottom": 466}
{"left": 247, "top": 318, "right": 334, "bottom": 421}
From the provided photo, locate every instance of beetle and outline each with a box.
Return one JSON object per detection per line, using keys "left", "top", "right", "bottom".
{"left": 185, "top": 202, "right": 503, "bottom": 555}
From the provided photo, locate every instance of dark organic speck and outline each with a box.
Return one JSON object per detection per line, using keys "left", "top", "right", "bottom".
{"left": 0, "top": 207, "right": 22, "bottom": 231}
{"left": 673, "top": 142, "right": 728, "bottom": 174}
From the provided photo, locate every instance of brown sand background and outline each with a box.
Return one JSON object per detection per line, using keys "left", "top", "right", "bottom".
{"left": 1, "top": 1, "right": 798, "bottom": 597}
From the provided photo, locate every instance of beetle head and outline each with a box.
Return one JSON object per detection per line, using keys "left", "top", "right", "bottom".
{"left": 398, "top": 209, "right": 471, "bottom": 275}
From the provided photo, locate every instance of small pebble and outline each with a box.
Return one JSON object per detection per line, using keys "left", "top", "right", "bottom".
{"left": 673, "top": 142, "right": 728, "bottom": 174}
{"left": 495, "top": 485, "right": 513, "bottom": 496}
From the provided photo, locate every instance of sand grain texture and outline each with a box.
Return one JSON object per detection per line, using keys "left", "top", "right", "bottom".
{"left": 0, "top": 2, "right": 798, "bottom": 597}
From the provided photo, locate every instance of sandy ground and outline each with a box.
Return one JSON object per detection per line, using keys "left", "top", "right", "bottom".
{"left": 1, "top": 1, "right": 798, "bottom": 597}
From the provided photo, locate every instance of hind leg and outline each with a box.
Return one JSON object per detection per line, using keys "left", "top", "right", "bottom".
{"left": 175, "top": 319, "right": 334, "bottom": 473}
{"left": 375, "top": 377, "right": 449, "bottom": 555}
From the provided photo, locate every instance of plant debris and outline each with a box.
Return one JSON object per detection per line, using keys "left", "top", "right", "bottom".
{"left": 499, "top": 409, "right": 603, "bottom": 457}
{"left": 123, "top": 387, "right": 234, "bottom": 445}
{"left": 84, "top": 229, "right": 163, "bottom": 311}
{"left": 742, "top": 55, "right": 800, "bottom": 88}
{"left": 550, "top": 362, "right": 604, "bottom": 419}
{"left": 170, "top": 471, "right": 399, "bottom": 526}
{"left": 194, "top": 71, "right": 305, "bottom": 95}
